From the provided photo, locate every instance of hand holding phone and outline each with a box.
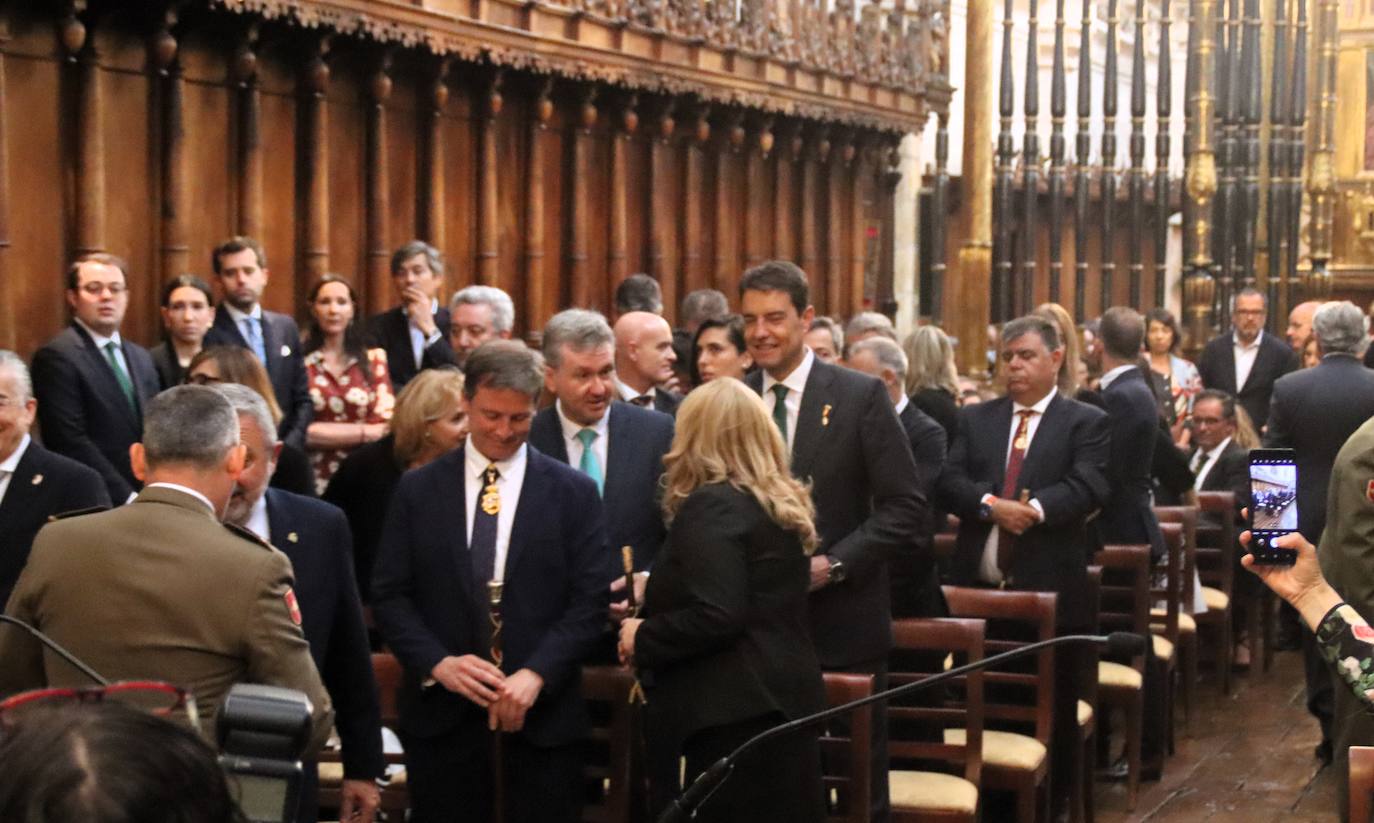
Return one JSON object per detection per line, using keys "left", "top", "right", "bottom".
{"left": 1247, "top": 448, "right": 1298, "bottom": 566}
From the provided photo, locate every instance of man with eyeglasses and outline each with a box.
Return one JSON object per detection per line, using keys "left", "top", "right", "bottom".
{"left": 1196, "top": 287, "right": 1298, "bottom": 432}
{"left": 30, "top": 253, "right": 161, "bottom": 503}
{"left": 0, "top": 350, "right": 109, "bottom": 605}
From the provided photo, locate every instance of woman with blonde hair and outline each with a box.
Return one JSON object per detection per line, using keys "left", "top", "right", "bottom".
{"left": 903, "top": 324, "right": 960, "bottom": 441}
{"left": 1034, "top": 302, "right": 1084, "bottom": 396}
{"left": 618, "top": 377, "right": 826, "bottom": 823}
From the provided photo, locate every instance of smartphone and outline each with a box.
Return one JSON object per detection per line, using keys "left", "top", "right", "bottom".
{"left": 1248, "top": 448, "right": 1298, "bottom": 566}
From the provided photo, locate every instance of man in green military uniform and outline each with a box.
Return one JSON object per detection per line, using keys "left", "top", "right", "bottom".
{"left": 1317, "top": 412, "right": 1374, "bottom": 820}
{"left": 0, "top": 385, "right": 333, "bottom": 750}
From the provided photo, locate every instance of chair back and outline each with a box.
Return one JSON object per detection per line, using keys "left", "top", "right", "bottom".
{"left": 1195, "top": 492, "right": 1237, "bottom": 599}
{"left": 1084, "top": 566, "right": 1103, "bottom": 708}
{"left": 1093, "top": 545, "right": 1152, "bottom": 672}
{"left": 1150, "top": 522, "right": 1184, "bottom": 646}
{"left": 821, "top": 672, "right": 875, "bottom": 823}
{"left": 1352, "top": 746, "right": 1374, "bottom": 823}
{"left": 371, "top": 652, "right": 402, "bottom": 725}
{"left": 888, "top": 617, "right": 986, "bottom": 788}
{"left": 1155, "top": 505, "right": 1200, "bottom": 608}
{"left": 941, "top": 586, "right": 1057, "bottom": 747}
{"left": 581, "top": 666, "right": 637, "bottom": 823}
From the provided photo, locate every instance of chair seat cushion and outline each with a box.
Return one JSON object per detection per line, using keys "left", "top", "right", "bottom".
{"left": 1202, "top": 586, "right": 1230, "bottom": 611}
{"left": 1077, "top": 699, "right": 1093, "bottom": 726}
{"left": 1098, "top": 661, "right": 1143, "bottom": 689}
{"left": 317, "top": 761, "right": 408, "bottom": 787}
{"left": 1152, "top": 633, "right": 1175, "bottom": 660}
{"left": 1150, "top": 608, "right": 1197, "bottom": 632}
{"left": 943, "top": 729, "right": 1046, "bottom": 771}
{"left": 889, "top": 770, "right": 979, "bottom": 813}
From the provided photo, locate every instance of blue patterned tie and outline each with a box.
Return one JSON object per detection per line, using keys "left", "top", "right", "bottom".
{"left": 242, "top": 317, "right": 267, "bottom": 364}
{"left": 576, "top": 428, "right": 604, "bottom": 496}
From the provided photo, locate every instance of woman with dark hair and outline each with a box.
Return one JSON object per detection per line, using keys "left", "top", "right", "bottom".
{"left": 303, "top": 275, "right": 395, "bottom": 494}
{"left": 150, "top": 274, "right": 214, "bottom": 389}
{"left": 691, "top": 314, "right": 753, "bottom": 385}
{"left": 1145, "top": 308, "right": 1202, "bottom": 425}
{"left": 186, "top": 346, "right": 316, "bottom": 497}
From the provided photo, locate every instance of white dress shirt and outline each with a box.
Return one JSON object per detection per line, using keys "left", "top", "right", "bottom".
{"left": 1233, "top": 331, "right": 1262, "bottom": 392}
{"left": 144, "top": 482, "right": 216, "bottom": 514}
{"left": 1191, "top": 436, "right": 1233, "bottom": 492}
{"left": 242, "top": 493, "right": 272, "bottom": 543}
{"left": 1098, "top": 363, "right": 1136, "bottom": 390}
{"left": 556, "top": 401, "right": 609, "bottom": 476}
{"left": 615, "top": 379, "right": 656, "bottom": 406}
{"left": 894, "top": 393, "right": 909, "bottom": 416}
{"left": 406, "top": 298, "right": 441, "bottom": 370}
{"left": 762, "top": 347, "right": 816, "bottom": 453}
{"left": 74, "top": 318, "right": 131, "bottom": 379}
{"left": 0, "top": 434, "right": 32, "bottom": 510}
{"left": 221, "top": 301, "right": 263, "bottom": 329}
{"left": 978, "top": 388, "right": 1056, "bottom": 584}
{"left": 463, "top": 443, "right": 528, "bottom": 583}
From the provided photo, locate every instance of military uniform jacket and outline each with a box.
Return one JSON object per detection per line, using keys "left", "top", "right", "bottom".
{"left": 0, "top": 485, "right": 334, "bottom": 750}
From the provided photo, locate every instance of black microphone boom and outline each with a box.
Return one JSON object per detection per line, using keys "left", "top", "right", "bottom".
{"left": 657, "top": 631, "right": 1145, "bottom": 823}
{"left": 0, "top": 614, "right": 109, "bottom": 686}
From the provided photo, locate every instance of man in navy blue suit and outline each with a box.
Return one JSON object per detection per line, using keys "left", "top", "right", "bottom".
{"left": 217, "top": 384, "right": 383, "bottom": 823}
{"left": 529, "top": 309, "right": 673, "bottom": 582}
{"left": 203, "top": 236, "right": 313, "bottom": 449}
{"left": 0, "top": 351, "right": 110, "bottom": 606}
{"left": 31, "top": 254, "right": 162, "bottom": 503}
{"left": 372, "top": 341, "right": 612, "bottom": 823}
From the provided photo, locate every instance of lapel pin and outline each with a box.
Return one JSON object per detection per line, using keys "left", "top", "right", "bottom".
{"left": 287, "top": 532, "right": 299, "bottom": 543}
{"left": 822, "top": 404, "right": 832, "bottom": 427}
{"left": 280, "top": 344, "right": 292, "bottom": 358}
{"left": 30, "top": 474, "right": 43, "bottom": 486}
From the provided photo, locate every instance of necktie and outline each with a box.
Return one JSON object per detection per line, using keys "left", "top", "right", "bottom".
{"left": 630, "top": 394, "right": 653, "bottom": 408}
{"left": 242, "top": 316, "right": 267, "bottom": 364}
{"left": 576, "top": 428, "right": 604, "bottom": 496}
{"left": 770, "top": 384, "right": 790, "bottom": 442}
{"left": 997, "top": 410, "right": 1036, "bottom": 577}
{"left": 470, "top": 464, "right": 501, "bottom": 587}
{"left": 1189, "top": 449, "right": 1205, "bottom": 474}
{"left": 103, "top": 342, "right": 137, "bottom": 413}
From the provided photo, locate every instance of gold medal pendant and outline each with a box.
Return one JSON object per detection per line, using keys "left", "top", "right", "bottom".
{"left": 1014, "top": 432, "right": 1029, "bottom": 451}
{"left": 481, "top": 484, "right": 501, "bottom": 515}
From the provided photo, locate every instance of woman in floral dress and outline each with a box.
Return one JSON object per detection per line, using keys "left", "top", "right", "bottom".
{"left": 303, "top": 274, "right": 395, "bottom": 493}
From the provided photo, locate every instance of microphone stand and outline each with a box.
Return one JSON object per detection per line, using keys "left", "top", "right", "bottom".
{"left": 657, "top": 632, "right": 1146, "bottom": 823}
{"left": 0, "top": 614, "right": 109, "bottom": 686}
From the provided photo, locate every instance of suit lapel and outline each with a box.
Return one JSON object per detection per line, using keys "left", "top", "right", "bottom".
{"left": 72, "top": 325, "right": 140, "bottom": 429}
{"left": 213, "top": 308, "right": 251, "bottom": 348}
{"left": 603, "top": 404, "right": 629, "bottom": 500}
{"left": 1220, "top": 337, "right": 1239, "bottom": 393}
{"left": 792, "top": 363, "right": 833, "bottom": 478}
{"left": 0, "top": 444, "right": 42, "bottom": 526}
{"left": 502, "top": 452, "right": 542, "bottom": 580}
{"left": 1018, "top": 393, "right": 1065, "bottom": 488}
{"left": 260, "top": 313, "right": 283, "bottom": 378}
{"left": 988, "top": 398, "right": 1014, "bottom": 490}
{"left": 447, "top": 454, "right": 472, "bottom": 587}
{"left": 265, "top": 489, "right": 291, "bottom": 549}
{"left": 1241, "top": 334, "right": 1274, "bottom": 393}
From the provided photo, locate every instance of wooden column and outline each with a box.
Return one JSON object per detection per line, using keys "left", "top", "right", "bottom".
{"left": 774, "top": 122, "right": 801, "bottom": 260}
{"left": 743, "top": 115, "right": 772, "bottom": 266}
{"left": 608, "top": 93, "right": 637, "bottom": 286}
{"left": 647, "top": 99, "right": 676, "bottom": 319}
{"left": 713, "top": 111, "right": 744, "bottom": 291}
{"left": 366, "top": 52, "right": 393, "bottom": 310}
{"left": 0, "top": 12, "right": 11, "bottom": 348}
{"left": 799, "top": 126, "right": 827, "bottom": 282}
{"left": 476, "top": 70, "right": 503, "bottom": 286}
{"left": 68, "top": 12, "right": 104, "bottom": 256}
{"left": 877, "top": 144, "right": 901, "bottom": 317}
{"left": 825, "top": 133, "right": 847, "bottom": 317}
{"left": 681, "top": 104, "right": 709, "bottom": 296}
{"left": 425, "top": 60, "right": 450, "bottom": 256}
{"left": 302, "top": 38, "right": 331, "bottom": 281}
{"left": 525, "top": 79, "right": 553, "bottom": 330}
{"left": 152, "top": 11, "right": 187, "bottom": 283}
{"left": 847, "top": 138, "right": 866, "bottom": 316}
{"left": 568, "top": 87, "right": 597, "bottom": 307}
{"left": 954, "top": 0, "right": 994, "bottom": 376}
{"left": 233, "top": 27, "right": 262, "bottom": 239}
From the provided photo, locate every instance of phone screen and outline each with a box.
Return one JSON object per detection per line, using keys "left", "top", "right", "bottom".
{"left": 1248, "top": 449, "right": 1298, "bottom": 565}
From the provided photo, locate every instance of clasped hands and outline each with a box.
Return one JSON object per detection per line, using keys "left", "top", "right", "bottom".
{"left": 429, "top": 655, "right": 543, "bottom": 732}
{"left": 988, "top": 496, "right": 1039, "bottom": 535}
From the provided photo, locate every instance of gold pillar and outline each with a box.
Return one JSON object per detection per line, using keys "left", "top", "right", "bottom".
{"left": 1183, "top": 0, "right": 1220, "bottom": 352}
{"left": 1306, "top": 0, "right": 1337, "bottom": 298}
{"left": 953, "top": 0, "right": 994, "bottom": 377}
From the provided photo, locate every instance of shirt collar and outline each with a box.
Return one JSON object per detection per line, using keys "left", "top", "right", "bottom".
{"left": 1012, "top": 386, "right": 1057, "bottom": 416}
{"left": 1099, "top": 363, "right": 1136, "bottom": 389}
{"left": 762, "top": 347, "right": 816, "bottom": 396}
{"left": 1205, "top": 436, "right": 1233, "bottom": 461}
{"left": 144, "top": 482, "right": 216, "bottom": 514}
{"left": 616, "top": 379, "right": 653, "bottom": 403}
{"left": 556, "top": 400, "right": 609, "bottom": 441}
{"left": 1232, "top": 330, "right": 1262, "bottom": 352}
{"left": 222, "top": 302, "right": 263, "bottom": 325}
{"left": 465, "top": 442, "right": 527, "bottom": 483}
{"left": 74, "top": 318, "right": 122, "bottom": 350}
{"left": 894, "top": 394, "right": 909, "bottom": 416}
{"left": 244, "top": 493, "right": 270, "bottom": 542}
{"left": 0, "top": 434, "right": 31, "bottom": 474}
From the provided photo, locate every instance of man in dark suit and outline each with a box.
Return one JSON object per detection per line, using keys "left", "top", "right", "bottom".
{"left": 613, "top": 311, "right": 682, "bottom": 416}
{"left": 1188, "top": 390, "right": 1249, "bottom": 509}
{"left": 740, "top": 261, "right": 925, "bottom": 822}
{"left": 372, "top": 341, "right": 612, "bottom": 823}
{"left": 448, "top": 285, "right": 516, "bottom": 370}
{"left": 1096, "top": 307, "right": 1165, "bottom": 559}
{"left": 1265, "top": 300, "right": 1374, "bottom": 765}
{"left": 219, "top": 384, "right": 383, "bottom": 823}
{"left": 203, "top": 236, "right": 312, "bottom": 449}
{"left": 1196, "top": 287, "right": 1299, "bottom": 432}
{"left": 364, "top": 240, "right": 459, "bottom": 390}
{"left": 938, "top": 314, "right": 1111, "bottom": 815}
{"left": 529, "top": 308, "right": 673, "bottom": 577}
{"left": 846, "top": 336, "right": 948, "bottom": 619}
{"left": 0, "top": 351, "right": 110, "bottom": 605}
{"left": 31, "top": 253, "right": 161, "bottom": 503}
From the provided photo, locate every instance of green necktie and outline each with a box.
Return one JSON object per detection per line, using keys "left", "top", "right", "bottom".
{"left": 103, "top": 341, "right": 137, "bottom": 413}
{"left": 771, "top": 383, "right": 790, "bottom": 442}
{"left": 576, "top": 428, "right": 604, "bottom": 496}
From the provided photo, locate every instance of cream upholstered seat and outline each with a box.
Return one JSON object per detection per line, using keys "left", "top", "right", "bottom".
{"left": 1099, "top": 660, "right": 1143, "bottom": 689}
{"left": 943, "top": 729, "right": 1046, "bottom": 771}
{"left": 1152, "top": 607, "right": 1196, "bottom": 633}
{"left": 1152, "top": 634, "right": 1175, "bottom": 660}
{"left": 1077, "top": 699, "right": 1093, "bottom": 727}
{"left": 317, "top": 761, "right": 407, "bottom": 786}
{"left": 889, "top": 770, "right": 979, "bottom": 814}
{"left": 1202, "top": 586, "right": 1229, "bottom": 611}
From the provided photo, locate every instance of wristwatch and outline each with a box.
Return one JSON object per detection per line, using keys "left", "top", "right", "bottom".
{"left": 979, "top": 499, "right": 995, "bottom": 522}
{"left": 826, "top": 558, "right": 847, "bottom": 585}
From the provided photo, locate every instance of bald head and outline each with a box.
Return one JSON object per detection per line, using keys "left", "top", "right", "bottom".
{"left": 1287, "top": 300, "right": 1321, "bottom": 351}
{"left": 614, "top": 311, "right": 676, "bottom": 393}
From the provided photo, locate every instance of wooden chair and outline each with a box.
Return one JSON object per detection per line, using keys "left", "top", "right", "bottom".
{"left": 1153, "top": 507, "right": 1197, "bottom": 730}
{"left": 888, "top": 617, "right": 986, "bottom": 823}
{"left": 1352, "top": 746, "right": 1374, "bottom": 823}
{"left": 1092, "top": 545, "right": 1151, "bottom": 810}
{"left": 1074, "top": 567, "right": 1102, "bottom": 823}
{"left": 942, "top": 586, "right": 1057, "bottom": 822}
{"left": 821, "top": 672, "right": 875, "bottom": 823}
{"left": 581, "top": 666, "right": 637, "bottom": 823}
{"left": 1195, "top": 491, "right": 1244, "bottom": 686}
{"left": 318, "top": 653, "right": 409, "bottom": 820}
{"left": 1147, "top": 520, "right": 1184, "bottom": 752}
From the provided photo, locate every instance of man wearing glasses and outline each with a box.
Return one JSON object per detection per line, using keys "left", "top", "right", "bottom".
{"left": 30, "top": 254, "right": 161, "bottom": 503}
{"left": 1196, "top": 287, "right": 1299, "bottom": 433}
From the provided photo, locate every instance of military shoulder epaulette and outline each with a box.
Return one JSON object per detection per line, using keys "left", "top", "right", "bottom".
{"left": 46, "top": 505, "right": 109, "bottom": 523}
{"left": 224, "top": 521, "right": 274, "bottom": 550}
